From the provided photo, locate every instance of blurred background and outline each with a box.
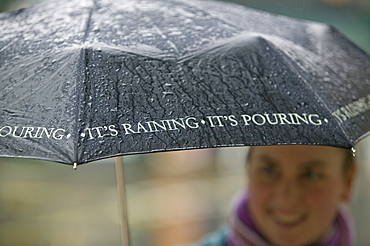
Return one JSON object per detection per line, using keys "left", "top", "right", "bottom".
{"left": 0, "top": 0, "right": 369, "bottom": 245}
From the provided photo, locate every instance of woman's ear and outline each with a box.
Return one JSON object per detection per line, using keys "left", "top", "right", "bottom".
{"left": 341, "top": 163, "right": 357, "bottom": 202}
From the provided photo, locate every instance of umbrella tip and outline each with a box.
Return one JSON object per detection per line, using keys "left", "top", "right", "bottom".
{"left": 73, "top": 163, "right": 78, "bottom": 170}
{"left": 351, "top": 147, "right": 356, "bottom": 157}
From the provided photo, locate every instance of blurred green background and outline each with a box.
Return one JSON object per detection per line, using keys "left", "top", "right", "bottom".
{"left": 0, "top": 0, "right": 370, "bottom": 245}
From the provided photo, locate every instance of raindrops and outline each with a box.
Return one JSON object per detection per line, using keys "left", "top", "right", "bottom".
{"left": 167, "top": 30, "right": 183, "bottom": 37}
{"left": 162, "top": 91, "right": 174, "bottom": 97}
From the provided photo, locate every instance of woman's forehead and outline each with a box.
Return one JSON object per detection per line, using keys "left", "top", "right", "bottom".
{"left": 248, "top": 145, "right": 347, "bottom": 165}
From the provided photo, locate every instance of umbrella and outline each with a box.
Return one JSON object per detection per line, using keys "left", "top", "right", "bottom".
{"left": 1, "top": 0, "right": 370, "bottom": 244}
{"left": 1, "top": 0, "right": 370, "bottom": 164}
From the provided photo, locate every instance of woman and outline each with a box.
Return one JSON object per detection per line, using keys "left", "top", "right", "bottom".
{"left": 189, "top": 145, "right": 357, "bottom": 246}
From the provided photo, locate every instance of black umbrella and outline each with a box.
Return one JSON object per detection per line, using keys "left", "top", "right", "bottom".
{"left": 1, "top": 0, "right": 370, "bottom": 244}
{"left": 1, "top": 0, "right": 370, "bottom": 164}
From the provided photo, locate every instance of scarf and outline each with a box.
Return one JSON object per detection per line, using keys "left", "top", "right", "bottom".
{"left": 227, "top": 192, "right": 354, "bottom": 246}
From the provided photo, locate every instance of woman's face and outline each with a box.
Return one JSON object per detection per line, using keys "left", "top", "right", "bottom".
{"left": 246, "top": 145, "right": 355, "bottom": 246}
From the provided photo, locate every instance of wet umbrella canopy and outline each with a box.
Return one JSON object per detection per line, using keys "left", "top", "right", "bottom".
{"left": 1, "top": 0, "right": 370, "bottom": 165}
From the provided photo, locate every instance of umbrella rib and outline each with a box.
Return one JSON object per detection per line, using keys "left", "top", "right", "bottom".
{"left": 182, "top": 0, "right": 245, "bottom": 32}
{"left": 145, "top": 17, "right": 180, "bottom": 55}
{"left": 74, "top": 48, "right": 88, "bottom": 164}
{"left": 81, "top": 0, "right": 96, "bottom": 44}
{"left": 74, "top": 0, "right": 96, "bottom": 163}
{"left": 268, "top": 37, "right": 354, "bottom": 146}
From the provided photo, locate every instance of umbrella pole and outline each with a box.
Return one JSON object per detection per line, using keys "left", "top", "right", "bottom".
{"left": 115, "top": 156, "right": 130, "bottom": 246}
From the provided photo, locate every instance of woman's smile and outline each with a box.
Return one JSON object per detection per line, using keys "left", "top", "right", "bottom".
{"left": 269, "top": 209, "right": 308, "bottom": 227}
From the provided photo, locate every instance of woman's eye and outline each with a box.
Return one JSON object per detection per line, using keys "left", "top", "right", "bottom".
{"left": 261, "top": 164, "right": 278, "bottom": 176}
{"left": 304, "top": 170, "right": 322, "bottom": 181}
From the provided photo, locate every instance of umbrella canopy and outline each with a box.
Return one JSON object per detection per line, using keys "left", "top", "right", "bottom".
{"left": 1, "top": 0, "right": 370, "bottom": 165}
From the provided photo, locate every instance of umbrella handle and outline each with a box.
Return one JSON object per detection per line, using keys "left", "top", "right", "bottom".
{"left": 115, "top": 156, "right": 131, "bottom": 246}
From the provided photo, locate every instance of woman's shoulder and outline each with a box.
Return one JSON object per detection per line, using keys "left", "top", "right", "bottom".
{"left": 180, "top": 226, "right": 228, "bottom": 246}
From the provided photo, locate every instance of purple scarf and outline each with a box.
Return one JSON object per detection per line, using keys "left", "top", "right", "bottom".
{"left": 227, "top": 192, "right": 354, "bottom": 246}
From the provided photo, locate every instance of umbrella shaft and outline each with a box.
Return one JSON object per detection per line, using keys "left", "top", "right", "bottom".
{"left": 115, "top": 156, "right": 130, "bottom": 246}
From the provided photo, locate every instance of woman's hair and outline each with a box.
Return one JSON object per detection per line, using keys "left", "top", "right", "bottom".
{"left": 343, "top": 148, "right": 356, "bottom": 172}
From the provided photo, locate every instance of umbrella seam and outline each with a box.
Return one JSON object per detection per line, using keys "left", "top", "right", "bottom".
{"left": 74, "top": 0, "right": 97, "bottom": 164}
{"left": 81, "top": 0, "right": 97, "bottom": 44}
{"left": 74, "top": 48, "right": 87, "bottom": 164}
{"left": 269, "top": 41, "right": 354, "bottom": 147}
{"left": 181, "top": 0, "right": 244, "bottom": 33}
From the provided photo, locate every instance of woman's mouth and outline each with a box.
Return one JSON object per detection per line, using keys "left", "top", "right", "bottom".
{"left": 271, "top": 211, "right": 307, "bottom": 226}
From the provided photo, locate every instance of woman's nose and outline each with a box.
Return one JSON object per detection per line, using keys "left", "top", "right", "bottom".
{"left": 275, "top": 177, "right": 302, "bottom": 202}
